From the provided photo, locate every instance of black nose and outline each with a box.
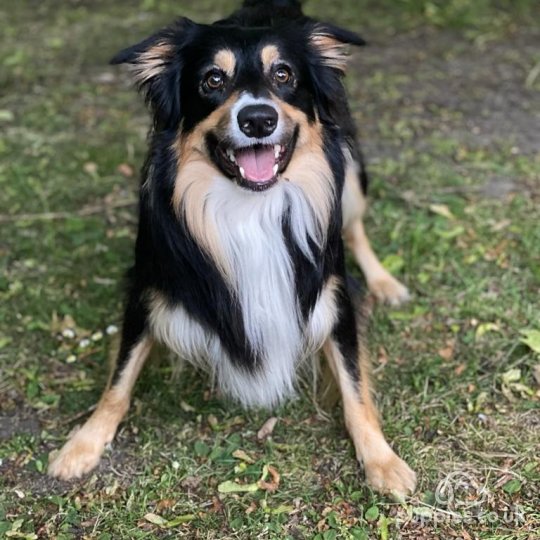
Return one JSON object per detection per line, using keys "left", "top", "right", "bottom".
{"left": 237, "top": 104, "right": 278, "bottom": 138}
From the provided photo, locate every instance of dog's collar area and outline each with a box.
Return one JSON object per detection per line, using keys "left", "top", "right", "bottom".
{"left": 207, "top": 129, "right": 298, "bottom": 192}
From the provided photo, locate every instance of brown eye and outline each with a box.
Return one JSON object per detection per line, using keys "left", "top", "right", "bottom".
{"left": 274, "top": 66, "right": 292, "bottom": 85}
{"left": 205, "top": 71, "right": 225, "bottom": 90}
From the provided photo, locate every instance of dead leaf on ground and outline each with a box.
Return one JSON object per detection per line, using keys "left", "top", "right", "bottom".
{"left": 210, "top": 496, "right": 224, "bottom": 514}
{"left": 155, "top": 499, "right": 175, "bottom": 512}
{"left": 232, "top": 449, "right": 255, "bottom": 464}
{"left": 117, "top": 163, "right": 134, "bottom": 177}
{"left": 83, "top": 162, "right": 98, "bottom": 175}
{"left": 258, "top": 465, "right": 280, "bottom": 493}
{"left": 454, "top": 363, "right": 466, "bottom": 376}
{"left": 438, "top": 345, "right": 454, "bottom": 361}
{"left": 245, "top": 502, "right": 257, "bottom": 515}
{"left": 429, "top": 203, "right": 455, "bottom": 220}
{"left": 257, "top": 417, "right": 278, "bottom": 440}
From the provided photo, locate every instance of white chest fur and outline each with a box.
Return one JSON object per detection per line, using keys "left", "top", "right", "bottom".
{"left": 149, "top": 178, "right": 338, "bottom": 407}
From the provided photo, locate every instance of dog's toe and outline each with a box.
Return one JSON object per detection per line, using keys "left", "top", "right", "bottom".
{"left": 368, "top": 276, "right": 410, "bottom": 306}
{"left": 364, "top": 453, "right": 417, "bottom": 498}
{"left": 48, "top": 431, "right": 104, "bottom": 481}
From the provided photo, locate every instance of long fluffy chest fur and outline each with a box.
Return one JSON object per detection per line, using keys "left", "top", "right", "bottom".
{"left": 149, "top": 172, "right": 338, "bottom": 407}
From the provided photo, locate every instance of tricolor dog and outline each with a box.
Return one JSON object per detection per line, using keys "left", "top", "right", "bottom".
{"left": 49, "top": 0, "right": 415, "bottom": 497}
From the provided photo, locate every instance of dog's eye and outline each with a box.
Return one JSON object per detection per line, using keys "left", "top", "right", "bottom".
{"left": 204, "top": 70, "right": 226, "bottom": 91}
{"left": 274, "top": 66, "right": 292, "bottom": 85}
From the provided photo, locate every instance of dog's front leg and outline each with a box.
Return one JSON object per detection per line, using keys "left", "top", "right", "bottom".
{"left": 322, "top": 292, "right": 416, "bottom": 497}
{"left": 48, "top": 292, "right": 152, "bottom": 481}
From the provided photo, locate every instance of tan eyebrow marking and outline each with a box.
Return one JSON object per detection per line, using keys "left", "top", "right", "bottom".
{"left": 261, "top": 44, "right": 281, "bottom": 72}
{"left": 213, "top": 49, "right": 236, "bottom": 77}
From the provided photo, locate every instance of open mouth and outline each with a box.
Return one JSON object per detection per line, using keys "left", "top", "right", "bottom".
{"left": 207, "top": 130, "right": 298, "bottom": 192}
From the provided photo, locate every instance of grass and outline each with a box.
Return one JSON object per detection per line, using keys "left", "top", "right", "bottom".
{"left": 1, "top": 0, "right": 539, "bottom": 538}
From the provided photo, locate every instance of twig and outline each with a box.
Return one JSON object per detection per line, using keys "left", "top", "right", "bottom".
{"left": 0, "top": 198, "right": 136, "bottom": 223}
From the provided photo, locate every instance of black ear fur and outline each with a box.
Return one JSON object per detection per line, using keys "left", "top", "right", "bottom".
{"left": 110, "top": 18, "right": 197, "bottom": 129}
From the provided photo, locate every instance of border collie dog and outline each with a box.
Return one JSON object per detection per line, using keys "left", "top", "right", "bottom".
{"left": 49, "top": 0, "right": 415, "bottom": 496}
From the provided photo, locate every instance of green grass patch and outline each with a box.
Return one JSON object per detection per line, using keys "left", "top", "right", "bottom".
{"left": 1, "top": 1, "right": 539, "bottom": 538}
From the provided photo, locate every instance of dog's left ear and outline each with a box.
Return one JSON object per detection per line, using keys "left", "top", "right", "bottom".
{"left": 309, "top": 23, "right": 366, "bottom": 73}
{"left": 110, "top": 18, "right": 197, "bottom": 127}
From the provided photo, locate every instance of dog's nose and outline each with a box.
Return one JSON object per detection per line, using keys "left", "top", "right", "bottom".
{"left": 237, "top": 104, "right": 278, "bottom": 138}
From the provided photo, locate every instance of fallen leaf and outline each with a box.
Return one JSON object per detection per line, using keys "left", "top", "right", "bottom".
{"left": 166, "top": 514, "right": 196, "bottom": 527}
{"left": 490, "top": 219, "right": 511, "bottom": 232}
{"left": 180, "top": 400, "right": 195, "bottom": 412}
{"left": 520, "top": 329, "right": 540, "bottom": 355}
{"left": 232, "top": 449, "right": 255, "bottom": 464}
{"left": 435, "top": 225, "right": 464, "bottom": 239}
{"left": 245, "top": 502, "right": 257, "bottom": 515}
{"left": 438, "top": 346, "right": 454, "bottom": 361}
{"left": 50, "top": 312, "right": 76, "bottom": 334}
{"left": 210, "top": 496, "right": 223, "bottom": 513}
{"left": 207, "top": 414, "right": 219, "bottom": 429}
{"left": 83, "top": 162, "right": 98, "bottom": 175}
{"left": 454, "top": 363, "right": 466, "bottom": 376}
{"left": 143, "top": 511, "right": 196, "bottom": 528}
{"left": 117, "top": 163, "right": 134, "bottom": 177}
{"left": 429, "top": 203, "right": 455, "bottom": 220}
{"left": 501, "top": 368, "right": 521, "bottom": 385}
{"left": 155, "top": 499, "right": 175, "bottom": 512}
{"left": 502, "top": 478, "right": 521, "bottom": 495}
{"left": 0, "top": 109, "right": 14, "bottom": 122}
{"left": 475, "top": 322, "right": 500, "bottom": 340}
{"left": 269, "top": 504, "right": 294, "bottom": 515}
{"left": 258, "top": 465, "right": 280, "bottom": 492}
{"left": 257, "top": 417, "right": 278, "bottom": 440}
{"left": 143, "top": 513, "right": 168, "bottom": 527}
{"left": 0, "top": 337, "right": 13, "bottom": 350}
{"left": 217, "top": 480, "right": 259, "bottom": 494}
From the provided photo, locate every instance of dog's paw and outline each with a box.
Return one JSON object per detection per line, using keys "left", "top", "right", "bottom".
{"left": 48, "top": 430, "right": 104, "bottom": 481}
{"left": 364, "top": 453, "right": 417, "bottom": 498}
{"left": 368, "top": 275, "right": 410, "bottom": 306}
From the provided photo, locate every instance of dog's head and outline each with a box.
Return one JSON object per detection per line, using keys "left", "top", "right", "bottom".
{"left": 112, "top": 17, "right": 364, "bottom": 193}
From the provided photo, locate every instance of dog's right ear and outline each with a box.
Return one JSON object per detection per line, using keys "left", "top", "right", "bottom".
{"left": 111, "top": 18, "right": 197, "bottom": 127}
{"left": 309, "top": 23, "right": 366, "bottom": 73}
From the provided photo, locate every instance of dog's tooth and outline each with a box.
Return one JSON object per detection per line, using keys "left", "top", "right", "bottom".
{"left": 227, "top": 149, "right": 235, "bottom": 162}
{"left": 274, "top": 145, "right": 281, "bottom": 158}
{"left": 239, "top": 167, "right": 246, "bottom": 179}
{"left": 273, "top": 164, "right": 279, "bottom": 176}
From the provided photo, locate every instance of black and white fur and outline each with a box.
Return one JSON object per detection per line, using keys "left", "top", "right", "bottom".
{"left": 48, "top": 0, "right": 416, "bottom": 497}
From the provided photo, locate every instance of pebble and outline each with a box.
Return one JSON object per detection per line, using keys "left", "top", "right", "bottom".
{"left": 106, "top": 325, "right": 118, "bottom": 336}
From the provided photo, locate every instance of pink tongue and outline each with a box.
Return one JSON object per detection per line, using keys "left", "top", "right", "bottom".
{"left": 235, "top": 146, "right": 275, "bottom": 183}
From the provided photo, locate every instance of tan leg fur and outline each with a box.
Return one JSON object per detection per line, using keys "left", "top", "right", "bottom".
{"left": 323, "top": 339, "right": 416, "bottom": 497}
{"left": 341, "top": 154, "right": 410, "bottom": 305}
{"left": 48, "top": 336, "right": 153, "bottom": 480}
